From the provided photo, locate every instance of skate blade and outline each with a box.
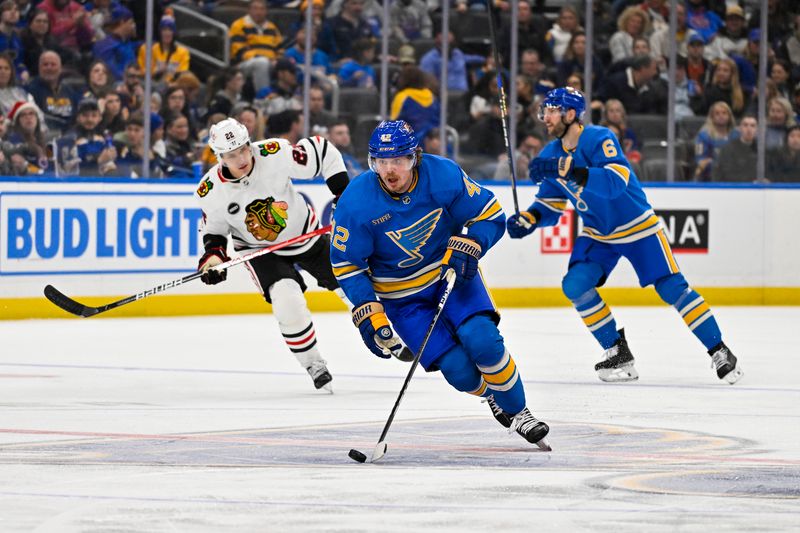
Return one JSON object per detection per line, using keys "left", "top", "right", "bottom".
{"left": 535, "top": 437, "right": 552, "bottom": 452}
{"left": 597, "top": 363, "right": 639, "bottom": 382}
{"left": 722, "top": 365, "right": 743, "bottom": 385}
{"left": 371, "top": 441, "right": 387, "bottom": 462}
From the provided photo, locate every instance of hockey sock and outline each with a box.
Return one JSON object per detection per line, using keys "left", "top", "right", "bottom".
{"left": 674, "top": 289, "right": 722, "bottom": 350}
{"left": 478, "top": 349, "right": 526, "bottom": 415}
{"left": 573, "top": 288, "right": 618, "bottom": 349}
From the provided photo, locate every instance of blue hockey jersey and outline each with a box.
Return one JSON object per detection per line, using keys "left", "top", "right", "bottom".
{"left": 530, "top": 124, "right": 660, "bottom": 244}
{"left": 331, "top": 154, "right": 504, "bottom": 307}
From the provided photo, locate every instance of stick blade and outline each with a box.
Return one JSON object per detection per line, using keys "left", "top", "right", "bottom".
{"left": 371, "top": 441, "right": 387, "bottom": 463}
{"left": 43, "top": 285, "right": 98, "bottom": 317}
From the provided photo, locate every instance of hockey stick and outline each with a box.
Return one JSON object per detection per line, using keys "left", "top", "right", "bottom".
{"left": 349, "top": 268, "right": 457, "bottom": 464}
{"left": 44, "top": 225, "right": 333, "bottom": 318}
{"left": 486, "top": 1, "right": 520, "bottom": 214}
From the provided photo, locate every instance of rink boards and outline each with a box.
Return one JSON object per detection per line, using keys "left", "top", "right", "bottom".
{"left": 2, "top": 177, "right": 799, "bottom": 318}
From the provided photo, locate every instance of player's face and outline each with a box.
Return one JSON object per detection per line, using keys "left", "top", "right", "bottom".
{"left": 221, "top": 144, "right": 253, "bottom": 178}
{"left": 374, "top": 155, "right": 415, "bottom": 193}
{"left": 541, "top": 106, "right": 567, "bottom": 136}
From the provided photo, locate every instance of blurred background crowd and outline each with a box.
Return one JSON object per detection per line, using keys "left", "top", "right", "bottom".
{"left": 0, "top": 0, "right": 797, "bottom": 182}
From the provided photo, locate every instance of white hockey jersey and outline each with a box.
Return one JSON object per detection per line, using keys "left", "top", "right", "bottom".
{"left": 194, "top": 136, "right": 348, "bottom": 256}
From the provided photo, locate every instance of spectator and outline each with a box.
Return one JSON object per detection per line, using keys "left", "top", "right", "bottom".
{"left": 26, "top": 50, "right": 81, "bottom": 133}
{"left": 267, "top": 108, "right": 303, "bottom": 143}
{"left": 421, "top": 126, "right": 442, "bottom": 155}
{"left": 87, "top": 0, "right": 112, "bottom": 41}
{"left": 712, "top": 115, "right": 759, "bottom": 182}
{"left": 327, "top": 119, "right": 364, "bottom": 176}
{"left": 597, "top": 54, "right": 661, "bottom": 114}
{"left": 0, "top": 52, "right": 32, "bottom": 115}
{"left": 766, "top": 96, "right": 796, "bottom": 149}
{"left": 162, "top": 111, "right": 194, "bottom": 178}
{"left": 256, "top": 58, "right": 302, "bottom": 116}
{"left": 114, "top": 111, "right": 163, "bottom": 178}
{"left": 767, "top": 124, "right": 800, "bottom": 182}
{"left": 0, "top": 0, "right": 27, "bottom": 82}
{"left": 493, "top": 131, "right": 543, "bottom": 181}
{"left": 498, "top": 0, "right": 550, "bottom": 64}
{"left": 6, "top": 99, "right": 47, "bottom": 172}
{"left": 337, "top": 38, "right": 376, "bottom": 88}
{"left": 36, "top": 0, "right": 93, "bottom": 53}
{"left": 706, "top": 5, "right": 748, "bottom": 61}
{"left": 749, "top": 0, "right": 794, "bottom": 43}
{"left": 229, "top": 0, "right": 282, "bottom": 93}
{"left": 171, "top": 71, "right": 202, "bottom": 128}
{"left": 204, "top": 66, "right": 244, "bottom": 120}
{"left": 307, "top": 85, "right": 334, "bottom": 135}
{"left": 390, "top": 65, "right": 440, "bottom": 142}
{"left": 82, "top": 59, "right": 114, "bottom": 100}
{"left": 468, "top": 69, "right": 501, "bottom": 121}
{"left": 685, "top": 33, "right": 713, "bottom": 90}
{"left": 731, "top": 29, "right": 772, "bottom": 96}
{"left": 600, "top": 98, "right": 640, "bottom": 152}
{"left": 701, "top": 57, "right": 747, "bottom": 117}
{"left": 289, "top": 0, "right": 325, "bottom": 36}
{"left": 284, "top": 24, "right": 333, "bottom": 92}
{"left": 92, "top": 5, "right": 138, "bottom": 80}
{"left": 62, "top": 97, "right": 117, "bottom": 176}
{"left": 319, "top": 0, "right": 377, "bottom": 61}
{"left": 650, "top": 3, "right": 700, "bottom": 63}
{"left": 419, "top": 29, "right": 484, "bottom": 92}
{"left": 161, "top": 85, "right": 197, "bottom": 137}
{"left": 546, "top": 6, "right": 581, "bottom": 63}
{"left": 770, "top": 59, "right": 793, "bottom": 100}
{"left": 389, "top": 0, "right": 431, "bottom": 43}
{"left": 609, "top": 6, "right": 651, "bottom": 64}
{"left": 95, "top": 88, "right": 126, "bottom": 136}
{"left": 639, "top": 0, "right": 668, "bottom": 33}
{"left": 694, "top": 101, "right": 737, "bottom": 181}
{"left": 20, "top": 9, "right": 79, "bottom": 76}
{"left": 137, "top": 11, "right": 190, "bottom": 85}
{"left": 520, "top": 48, "right": 555, "bottom": 97}
{"left": 115, "top": 62, "right": 144, "bottom": 111}
{"left": 231, "top": 102, "right": 265, "bottom": 141}
{"left": 781, "top": 14, "right": 800, "bottom": 74}
{"left": 672, "top": 55, "right": 701, "bottom": 119}
{"left": 557, "top": 31, "right": 604, "bottom": 88}
{"left": 685, "top": 0, "right": 723, "bottom": 44}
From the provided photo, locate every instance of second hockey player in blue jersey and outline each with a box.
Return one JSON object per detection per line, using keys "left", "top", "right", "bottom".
{"left": 331, "top": 120, "right": 550, "bottom": 448}
{"left": 507, "top": 87, "right": 743, "bottom": 385}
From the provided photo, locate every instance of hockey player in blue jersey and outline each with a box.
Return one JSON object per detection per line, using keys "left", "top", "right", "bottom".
{"left": 331, "top": 120, "right": 550, "bottom": 448}
{"left": 507, "top": 87, "right": 743, "bottom": 385}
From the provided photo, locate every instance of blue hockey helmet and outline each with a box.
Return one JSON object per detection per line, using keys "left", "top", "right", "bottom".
{"left": 537, "top": 86, "right": 586, "bottom": 122}
{"left": 368, "top": 120, "right": 418, "bottom": 160}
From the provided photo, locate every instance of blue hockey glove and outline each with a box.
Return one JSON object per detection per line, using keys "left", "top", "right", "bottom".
{"left": 441, "top": 236, "right": 481, "bottom": 287}
{"left": 352, "top": 301, "right": 404, "bottom": 359}
{"left": 506, "top": 211, "right": 538, "bottom": 239}
{"left": 529, "top": 155, "right": 588, "bottom": 186}
{"left": 198, "top": 246, "right": 230, "bottom": 285}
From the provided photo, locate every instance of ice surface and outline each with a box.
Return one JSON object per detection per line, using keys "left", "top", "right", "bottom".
{"left": 1, "top": 307, "right": 798, "bottom": 532}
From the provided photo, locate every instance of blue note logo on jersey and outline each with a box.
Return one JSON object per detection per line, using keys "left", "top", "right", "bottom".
{"left": 385, "top": 208, "right": 443, "bottom": 268}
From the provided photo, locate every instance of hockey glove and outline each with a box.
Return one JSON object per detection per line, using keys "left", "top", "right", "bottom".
{"left": 352, "top": 301, "right": 404, "bottom": 359}
{"left": 441, "top": 236, "right": 481, "bottom": 287}
{"left": 198, "top": 246, "right": 230, "bottom": 285}
{"left": 506, "top": 211, "right": 538, "bottom": 239}
{"left": 529, "top": 155, "right": 588, "bottom": 186}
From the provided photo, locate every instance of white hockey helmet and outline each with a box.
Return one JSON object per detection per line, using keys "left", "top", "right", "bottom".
{"left": 208, "top": 118, "right": 250, "bottom": 157}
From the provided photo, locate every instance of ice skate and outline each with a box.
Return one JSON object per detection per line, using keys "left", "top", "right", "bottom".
{"left": 483, "top": 394, "right": 512, "bottom": 428}
{"left": 594, "top": 329, "right": 639, "bottom": 382}
{"left": 708, "top": 342, "right": 743, "bottom": 384}
{"left": 509, "top": 407, "right": 551, "bottom": 451}
{"left": 306, "top": 360, "right": 333, "bottom": 392}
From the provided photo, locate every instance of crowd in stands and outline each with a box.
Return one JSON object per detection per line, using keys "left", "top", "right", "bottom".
{"left": 0, "top": 0, "right": 797, "bottom": 182}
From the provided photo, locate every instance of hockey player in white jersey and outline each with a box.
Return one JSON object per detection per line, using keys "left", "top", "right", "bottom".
{"left": 194, "top": 117, "right": 350, "bottom": 392}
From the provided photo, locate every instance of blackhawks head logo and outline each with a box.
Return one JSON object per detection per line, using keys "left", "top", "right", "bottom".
{"left": 244, "top": 196, "right": 289, "bottom": 241}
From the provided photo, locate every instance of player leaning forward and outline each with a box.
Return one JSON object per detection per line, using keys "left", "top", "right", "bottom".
{"left": 194, "top": 118, "right": 350, "bottom": 391}
{"left": 331, "top": 120, "right": 550, "bottom": 447}
{"left": 507, "top": 87, "right": 743, "bottom": 384}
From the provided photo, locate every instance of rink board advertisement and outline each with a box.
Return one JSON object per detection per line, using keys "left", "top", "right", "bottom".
{"left": 1, "top": 178, "right": 799, "bottom": 318}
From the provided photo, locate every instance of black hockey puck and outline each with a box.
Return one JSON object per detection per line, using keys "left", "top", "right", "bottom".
{"left": 348, "top": 449, "right": 367, "bottom": 463}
